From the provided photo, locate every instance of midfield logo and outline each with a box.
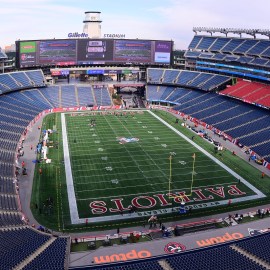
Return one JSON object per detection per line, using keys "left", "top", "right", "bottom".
{"left": 117, "top": 137, "right": 139, "bottom": 144}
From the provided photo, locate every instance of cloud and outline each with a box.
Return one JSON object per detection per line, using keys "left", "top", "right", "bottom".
{"left": 1, "top": 0, "right": 270, "bottom": 49}
{"left": 145, "top": 0, "right": 270, "bottom": 48}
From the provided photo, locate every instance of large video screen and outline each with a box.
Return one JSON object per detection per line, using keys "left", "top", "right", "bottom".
{"left": 17, "top": 38, "right": 172, "bottom": 68}
{"left": 39, "top": 40, "right": 76, "bottom": 65}
{"left": 114, "top": 40, "right": 152, "bottom": 62}
{"left": 77, "top": 39, "right": 114, "bottom": 64}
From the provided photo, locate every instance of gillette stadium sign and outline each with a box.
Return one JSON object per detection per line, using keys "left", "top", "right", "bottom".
{"left": 104, "top": 34, "right": 126, "bottom": 38}
{"left": 68, "top": 32, "right": 88, "bottom": 38}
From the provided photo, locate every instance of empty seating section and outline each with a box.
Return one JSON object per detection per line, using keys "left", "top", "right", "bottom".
{"left": 211, "top": 53, "right": 226, "bottom": 60}
{"left": 101, "top": 87, "right": 112, "bottom": 106}
{"left": 0, "top": 138, "right": 18, "bottom": 152}
{"left": 25, "top": 70, "right": 45, "bottom": 86}
{"left": 0, "top": 149, "right": 15, "bottom": 164}
{"left": 188, "top": 73, "right": 212, "bottom": 87}
{"left": 148, "top": 69, "right": 165, "bottom": 83}
{"left": 0, "top": 129, "right": 20, "bottom": 143}
{"left": 222, "top": 39, "right": 243, "bottom": 53}
{"left": 0, "top": 228, "right": 50, "bottom": 269}
{"left": 238, "top": 56, "right": 253, "bottom": 64}
{"left": 0, "top": 74, "right": 20, "bottom": 90}
{"left": 0, "top": 212, "right": 24, "bottom": 227}
{"left": 147, "top": 84, "right": 270, "bottom": 161}
{"left": 224, "top": 55, "right": 239, "bottom": 62}
{"left": 38, "top": 85, "right": 112, "bottom": 108}
{"left": 221, "top": 80, "right": 270, "bottom": 107}
{"left": 22, "top": 237, "right": 68, "bottom": 270}
{"left": 209, "top": 38, "right": 230, "bottom": 51}
{"left": 250, "top": 58, "right": 269, "bottom": 66}
{"left": 236, "top": 233, "right": 270, "bottom": 265}
{"left": 246, "top": 88, "right": 270, "bottom": 103}
{"left": 92, "top": 86, "right": 112, "bottom": 106}
{"left": 222, "top": 115, "right": 270, "bottom": 139}
{"left": 61, "top": 85, "right": 78, "bottom": 107}
{"left": 148, "top": 68, "right": 230, "bottom": 91}
{"left": 167, "top": 245, "right": 264, "bottom": 270}
{"left": 163, "top": 69, "right": 180, "bottom": 83}
{"left": 199, "top": 53, "right": 214, "bottom": 60}
{"left": 259, "top": 96, "right": 270, "bottom": 107}
{"left": 77, "top": 86, "right": 95, "bottom": 106}
{"left": 21, "top": 89, "right": 53, "bottom": 110}
{"left": 197, "top": 36, "right": 216, "bottom": 50}
{"left": 186, "top": 35, "right": 270, "bottom": 68}
{"left": 185, "top": 51, "right": 201, "bottom": 58}
{"left": 0, "top": 176, "right": 15, "bottom": 194}
{"left": 93, "top": 260, "right": 164, "bottom": 270}
{"left": 146, "top": 86, "right": 169, "bottom": 102}
{"left": 174, "top": 88, "right": 207, "bottom": 104}
{"left": 0, "top": 70, "right": 45, "bottom": 94}
{"left": 166, "top": 88, "right": 192, "bottom": 103}
{"left": 233, "top": 39, "right": 259, "bottom": 54}
{"left": 159, "top": 87, "right": 175, "bottom": 101}
{"left": 2, "top": 92, "right": 42, "bottom": 115}
{"left": 9, "top": 72, "right": 32, "bottom": 88}
{"left": 0, "top": 83, "right": 10, "bottom": 93}
{"left": 201, "top": 75, "right": 230, "bottom": 91}
{"left": 248, "top": 41, "right": 270, "bottom": 56}
{"left": 41, "top": 86, "right": 60, "bottom": 107}
{"left": 188, "top": 35, "right": 202, "bottom": 49}
{"left": 253, "top": 143, "right": 270, "bottom": 158}
{"left": 261, "top": 47, "right": 270, "bottom": 58}
{"left": 0, "top": 194, "right": 18, "bottom": 210}
{"left": 0, "top": 122, "right": 24, "bottom": 135}
{"left": 177, "top": 71, "right": 199, "bottom": 85}
{"left": 148, "top": 86, "right": 209, "bottom": 105}
{"left": 240, "top": 129, "right": 270, "bottom": 149}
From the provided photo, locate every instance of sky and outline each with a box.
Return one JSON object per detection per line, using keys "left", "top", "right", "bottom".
{"left": 1, "top": 0, "right": 270, "bottom": 50}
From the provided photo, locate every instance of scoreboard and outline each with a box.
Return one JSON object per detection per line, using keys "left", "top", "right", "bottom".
{"left": 16, "top": 38, "right": 173, "bottom": 68}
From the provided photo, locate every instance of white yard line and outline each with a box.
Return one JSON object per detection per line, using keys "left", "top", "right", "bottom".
{"left": 61, "top": 113, "right": 80, "bottom": 224}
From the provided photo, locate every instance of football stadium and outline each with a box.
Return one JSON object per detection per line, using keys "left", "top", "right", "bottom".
{"left": 1, "top": 5, "right": 270, "bottom": 270}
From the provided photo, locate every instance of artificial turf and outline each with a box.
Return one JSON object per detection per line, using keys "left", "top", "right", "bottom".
{"left": 30, "top": 109, "right": 270, "bottom": 231}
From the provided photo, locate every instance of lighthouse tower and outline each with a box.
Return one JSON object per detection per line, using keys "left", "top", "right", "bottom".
{"left": 83, "top": 11, "right": 102, "bottom": 38}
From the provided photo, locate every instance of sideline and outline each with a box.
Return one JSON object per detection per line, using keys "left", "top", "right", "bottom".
{"left": 61, "top": 113, "right": 80, "bottom": 223}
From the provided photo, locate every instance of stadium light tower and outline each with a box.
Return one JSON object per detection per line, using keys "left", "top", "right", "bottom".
{"left": 83, "top": 11, "right": 102, "bottom": 38}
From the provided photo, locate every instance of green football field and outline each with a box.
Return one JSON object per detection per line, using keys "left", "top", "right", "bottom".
{"left": 60, "top": 110, "right": 263, "bottom": 224}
